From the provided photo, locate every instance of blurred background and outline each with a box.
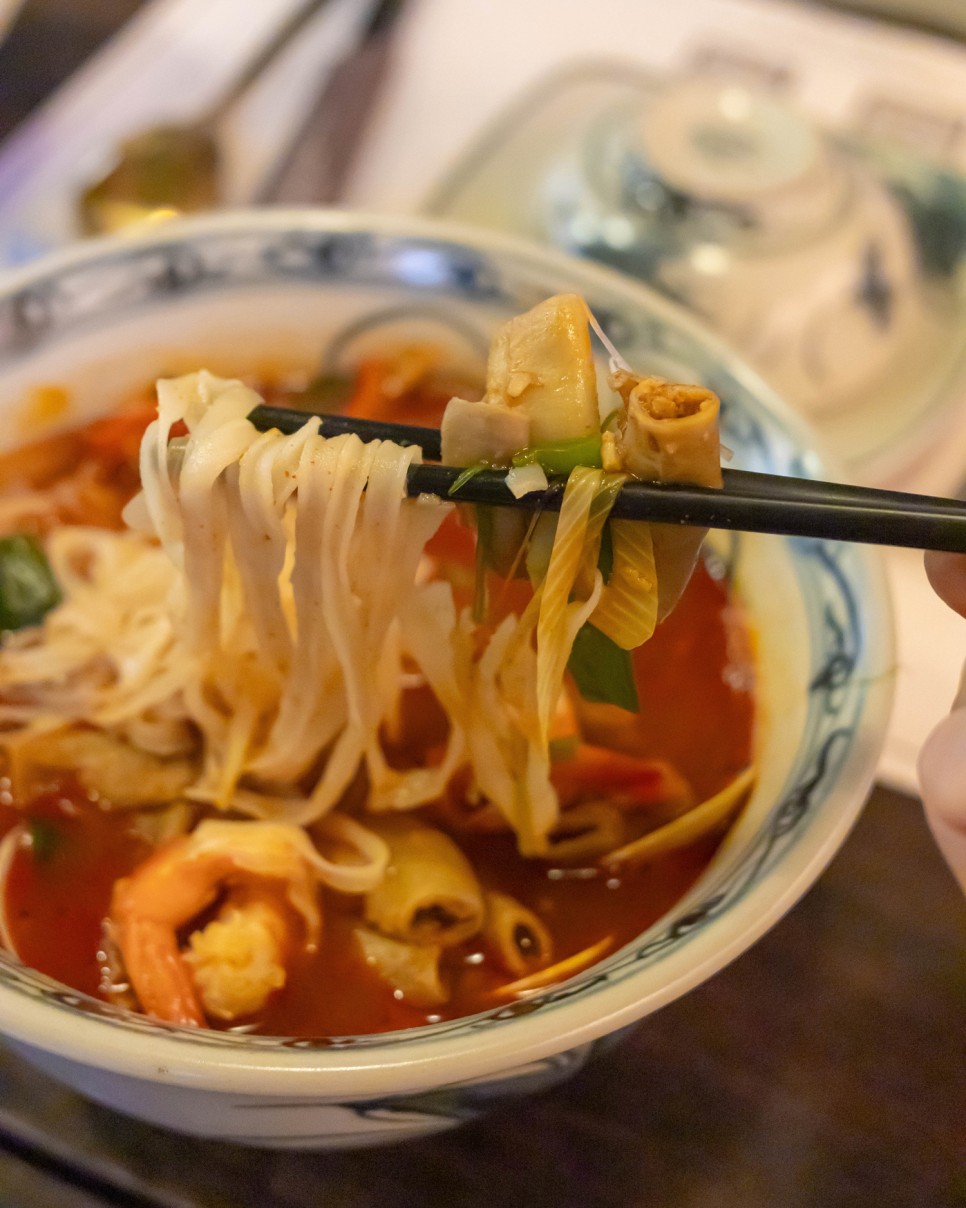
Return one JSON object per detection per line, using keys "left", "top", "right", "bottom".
{"left": 0, "top": 2, "right": 962, "bottom": 1206}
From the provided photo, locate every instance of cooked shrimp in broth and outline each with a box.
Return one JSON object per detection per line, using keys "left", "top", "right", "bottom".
{"left": 110, "top": 820, "right": 372, "bottom": 1026}
{"left": 0, "top": 296, "right": 756, "bottom": 1035}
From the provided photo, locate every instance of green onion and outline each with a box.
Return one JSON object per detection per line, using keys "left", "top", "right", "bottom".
{"left": 512, "top": 434, "right": 602, "bottom": 474}
{"left": 0, "top": 534, "right": 61, "bottom": 632}
{"left": 567, "top": 622, "right": 640, "bottom": 713}
{"left": 448, "top": 461, "right": 491, "bottom": 496}
{"left": 473, "top": 505, "right": 493, "bottom": 623}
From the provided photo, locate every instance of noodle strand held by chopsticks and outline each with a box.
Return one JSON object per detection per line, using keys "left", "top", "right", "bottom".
{"left": 0, "top": 352, "right": 730, "bottom": 859}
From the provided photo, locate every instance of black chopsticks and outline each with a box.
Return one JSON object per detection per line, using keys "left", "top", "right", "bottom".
{"left": 248, "top": 404, "right": 966, "bottom": 553}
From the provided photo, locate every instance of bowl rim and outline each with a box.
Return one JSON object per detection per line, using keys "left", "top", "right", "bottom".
{"left": 0, "top": 207, "right": 896, "bottom": 1097}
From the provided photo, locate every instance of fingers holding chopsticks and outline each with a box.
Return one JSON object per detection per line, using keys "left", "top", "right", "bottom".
{"left": 918, "top": 549, "right": 966, "bottom": 893}
{"left": 924, "top": 550, "right": 966, "bottom": 621}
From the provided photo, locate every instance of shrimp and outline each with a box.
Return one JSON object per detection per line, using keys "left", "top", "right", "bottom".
{"left": 183, "top": 887, "right": 290, "bottom": 1022}
{"left": 110, "top": 820, "right": 325, "bottom": 1027}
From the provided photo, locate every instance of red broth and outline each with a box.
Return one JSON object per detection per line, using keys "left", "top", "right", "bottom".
{"left": 0, "top": 365, "right": 755, "bottom": 1035}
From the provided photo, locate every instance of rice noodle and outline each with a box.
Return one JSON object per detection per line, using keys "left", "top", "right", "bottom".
{"left": 0, "top": 370, "right": 646, "bottom": 853}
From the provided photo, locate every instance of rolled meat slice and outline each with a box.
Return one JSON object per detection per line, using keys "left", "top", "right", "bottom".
{"left": 363, "top": 819, "right": 486, "bottom": 947}
{"left": 603, "top": 373, "right": 722, "bottom": 620}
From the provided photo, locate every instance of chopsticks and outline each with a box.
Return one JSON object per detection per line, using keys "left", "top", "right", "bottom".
{"left": 249, "top": 404, "right": 966, "bottom": 553}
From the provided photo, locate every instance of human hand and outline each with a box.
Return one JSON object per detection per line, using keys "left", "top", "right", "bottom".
{"left": 916, "top": 551, "right": 966, "bottom": 891}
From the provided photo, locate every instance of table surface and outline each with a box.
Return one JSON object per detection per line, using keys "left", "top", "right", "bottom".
{"left": 0, "top": 4, "right": 963, "bottom": 1206}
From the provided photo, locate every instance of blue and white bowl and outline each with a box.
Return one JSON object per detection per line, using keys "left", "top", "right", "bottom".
{"left": 0, "top": 211, "right": 894, "bottom": 1149}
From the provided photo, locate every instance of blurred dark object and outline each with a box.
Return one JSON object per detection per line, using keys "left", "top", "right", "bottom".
{"left": 0, "top": 0, "right": 145, "bottom": 142}
{"left": 261, "top": 0, "right": 405, "bottom": 204}
{"left": 815, "top": 0, "right": 966, "bottom": 39}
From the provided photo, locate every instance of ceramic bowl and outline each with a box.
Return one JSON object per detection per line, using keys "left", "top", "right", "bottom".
{"left": 0, "top": 210, "right": 894, "bottom": 1148}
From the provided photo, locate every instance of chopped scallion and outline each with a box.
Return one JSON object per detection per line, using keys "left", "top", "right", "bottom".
{"left": 448, "top": 461, "right": 491, "bottom": 496}
{"left": 512, "top": 434, "right": 602, "bottom": 474}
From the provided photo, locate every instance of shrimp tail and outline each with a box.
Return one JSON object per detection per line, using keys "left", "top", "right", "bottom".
{"left": 115, "top": 912, "right": 205, "bottom": 1027}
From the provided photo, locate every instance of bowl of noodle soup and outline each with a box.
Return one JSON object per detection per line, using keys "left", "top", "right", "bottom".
{"left": 0, "top": 211, "right": 893, "bottom": 1148}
